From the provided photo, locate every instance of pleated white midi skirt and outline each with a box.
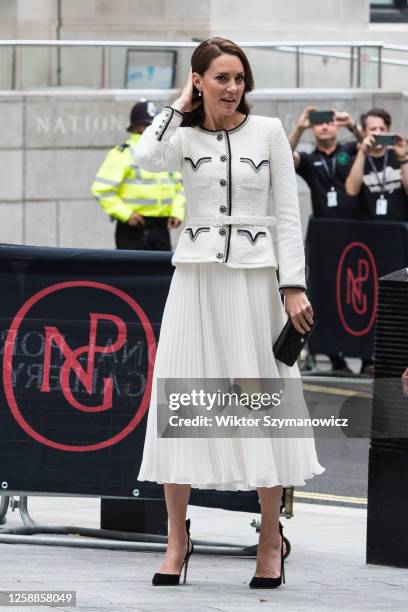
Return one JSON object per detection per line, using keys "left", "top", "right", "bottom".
{"left": 137, "top": 263, "right": 325, "bottom": 491}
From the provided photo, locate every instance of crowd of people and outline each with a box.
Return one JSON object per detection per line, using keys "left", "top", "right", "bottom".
{"left": 289, "top": 105, "right": 408, "bottom": 375}
{"left": 290, "top": 105, "right": 408, "bottom": 222}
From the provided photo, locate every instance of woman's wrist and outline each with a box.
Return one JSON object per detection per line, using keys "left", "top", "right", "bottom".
{"left": 171, "top": 98, "right": 188, "bottom": 113}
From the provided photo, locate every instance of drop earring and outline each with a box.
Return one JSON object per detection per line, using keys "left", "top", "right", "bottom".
{"left": 198, "top": 90, "right": 202, "bottom": 97}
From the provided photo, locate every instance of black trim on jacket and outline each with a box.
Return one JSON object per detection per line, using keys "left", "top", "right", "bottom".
{"left": 197, "top": 114, "right": 250, "bottom": 134}
{"left": 224, "top": 132, "right": 233, "bottom": 262}
{"left": 240, "top": 158, "right": 270, "bottom": 172}
{"left": 184, "top": 157, "right": 212, "bottom": 170}
{"left": 279, "top": 285, "right": 307, "bottom": 293}
{"left": 157, "top": 107, "right": 182, "bottom": 142}
{"left": 237, "top": 229, "right": 267, "bottom": 244}
{"left": 185, "top": 227, "right": 211, "bottom": 241}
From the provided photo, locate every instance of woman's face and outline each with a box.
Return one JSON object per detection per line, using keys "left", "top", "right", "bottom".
{"left": 193, "top": 53, "right": 246, "bottom": 118}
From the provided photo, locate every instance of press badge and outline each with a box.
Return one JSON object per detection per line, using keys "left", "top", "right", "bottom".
{"left": 376, "top": 195, "right": 388, "bottom": 216}
{"left": 327, "top": 189, "right": 338, "bottom": 207}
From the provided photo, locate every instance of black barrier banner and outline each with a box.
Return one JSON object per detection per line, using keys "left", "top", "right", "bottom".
{"left": 0, "top": 244, "right": 263, "bottom": 513}
{"left": 0, "top": 245, "right": 173, "bottom": 498}
{"left": 306, "top": 219, "right": 408, "bottom": 359}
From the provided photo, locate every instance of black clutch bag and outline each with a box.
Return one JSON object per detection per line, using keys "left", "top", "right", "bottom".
{"left": 273, "top": 316, "right": 318, "bottom": 367}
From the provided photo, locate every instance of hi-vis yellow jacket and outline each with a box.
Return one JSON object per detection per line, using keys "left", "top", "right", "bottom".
{"left": 91, "top": 132, "right": 185, "bottom": 223}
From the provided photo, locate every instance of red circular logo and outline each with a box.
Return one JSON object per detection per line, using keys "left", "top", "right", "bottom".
{"left": 2, "top": 281, "right": 156, "bottom": 452}
{"left": 336, "top": 242, "right": 378, "bottom": 337}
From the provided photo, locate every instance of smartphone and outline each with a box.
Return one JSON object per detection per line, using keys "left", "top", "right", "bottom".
{"left": 309, "top": 110, "right": 334, "bottom": 125}
{"left": 374, "top": 134, "right": 397, "bottom": 146}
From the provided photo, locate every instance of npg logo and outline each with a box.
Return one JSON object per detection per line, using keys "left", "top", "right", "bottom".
{"left": 2, "top": 281, "right": 156, "bottom": 451}
{"left": 336, "top": 242, "right": 378, "bottom": 337}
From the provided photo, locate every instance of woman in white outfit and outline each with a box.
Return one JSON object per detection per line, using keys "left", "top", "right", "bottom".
{"left": 134, "top": 37, "right": 324, "bottom": 589}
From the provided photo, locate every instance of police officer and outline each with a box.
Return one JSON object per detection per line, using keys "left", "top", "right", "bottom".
{"left": 92, "top": 101, "right": 185, "bottom": 250}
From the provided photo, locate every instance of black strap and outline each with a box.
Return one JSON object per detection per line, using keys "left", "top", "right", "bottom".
{"left": 319, "top": 154, "right": 337, "bottom": 187}
{"left": 367, "top": 150, "right": 389, "bottom": 197}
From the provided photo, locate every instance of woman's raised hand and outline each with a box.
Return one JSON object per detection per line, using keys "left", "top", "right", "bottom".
{"left": 172, "top": 68, "right": 203, "bottom": 114}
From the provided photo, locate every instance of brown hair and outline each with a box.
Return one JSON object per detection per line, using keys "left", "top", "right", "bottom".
{"left": 181, "top": 37, "right": 254, "bottom": 128}
{"left": 360, "top": 107, "right": 392, "bottom": 130}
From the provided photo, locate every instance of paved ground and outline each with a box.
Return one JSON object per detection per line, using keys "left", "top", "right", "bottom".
{"left": 1, "top": 496, "right": 407, "bottom": 612}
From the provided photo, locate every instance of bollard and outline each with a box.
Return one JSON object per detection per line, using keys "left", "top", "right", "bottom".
{"left": 366, "top": 268, "right": 408, "bottom": 568}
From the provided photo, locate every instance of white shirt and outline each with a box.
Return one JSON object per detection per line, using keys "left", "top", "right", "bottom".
{"left": 132, "top": 107, "right": 306, "bottom": 290}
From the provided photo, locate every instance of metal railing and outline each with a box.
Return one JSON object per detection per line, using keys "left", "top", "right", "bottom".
{"left": 1, "top": 40, "right": 408, "bottom": 90}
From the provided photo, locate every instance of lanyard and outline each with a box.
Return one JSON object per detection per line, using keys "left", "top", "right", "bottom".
{"left": 367, "top": 150, "right": 389, "bottom": 197}
{"left": 319, "top": 155, "right": 337, "bottom": 187}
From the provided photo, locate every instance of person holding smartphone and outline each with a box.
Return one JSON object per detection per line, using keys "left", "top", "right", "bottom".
{"left": 289, "top": 106, "right": 362, "bottom": 219}
{"left": 345, "top": 108, "right": 408, "bottom": 375}
{"left": 345, "top": 108, "right": 408, "bottom": 220}
{"left": 288, "top": 106, "right": 362, "bottom": 374}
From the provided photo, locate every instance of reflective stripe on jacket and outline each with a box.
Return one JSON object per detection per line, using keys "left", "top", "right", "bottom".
{"left": 91, "top": 132, "right": 185, "bottom": 223}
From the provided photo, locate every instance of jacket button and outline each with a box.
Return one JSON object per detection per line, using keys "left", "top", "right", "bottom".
{"left": 220, "top": 155, "right": 227, "bottom": 162}
{"left": 219, "top": 228, "right": 226, "bottom": 236}
{"left": 216, "top": 252, "right": 224, "bottom": 259}
{"left": 219, "top": 205, "right": 227, "bottom": 213}
{"left": 217, "top": 133, "right": 223, "bottom": 141}
{"left": 220, "top": 179, "right": 226, "bottom": 186}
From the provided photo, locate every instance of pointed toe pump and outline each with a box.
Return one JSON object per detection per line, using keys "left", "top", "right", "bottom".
{"left": 249, "top": 522, "right": 286, "bottom": 589}
{"left": 152, "top": 518, "right": 194, "bottom": 586}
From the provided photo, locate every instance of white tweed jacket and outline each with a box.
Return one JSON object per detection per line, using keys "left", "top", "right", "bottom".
{"left": 133, "top": 106, "right": 306, "bottom": 290}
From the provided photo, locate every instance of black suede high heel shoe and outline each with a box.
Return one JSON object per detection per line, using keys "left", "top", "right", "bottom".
{"left": 249, "top": 522, "right": 286, "bottom": 589}
{"left": 152, "top": 518, "right": 194, "bottom": 586}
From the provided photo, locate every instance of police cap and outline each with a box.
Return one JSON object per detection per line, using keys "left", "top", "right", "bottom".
{"left": 126, "top": 100, "right": 158, "bottom": 131}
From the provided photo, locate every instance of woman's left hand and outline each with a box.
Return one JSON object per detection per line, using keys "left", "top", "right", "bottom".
{"left": 284, "top": 288, "right": 314, "bottom": 334}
